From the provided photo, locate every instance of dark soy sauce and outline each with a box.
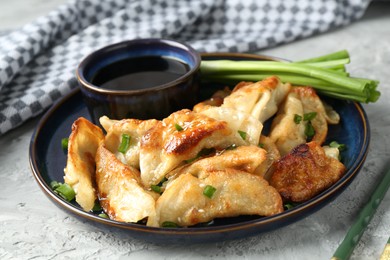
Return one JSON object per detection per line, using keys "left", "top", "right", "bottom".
{"left": 92, "top": 56, "right": 190, "bottom": 91}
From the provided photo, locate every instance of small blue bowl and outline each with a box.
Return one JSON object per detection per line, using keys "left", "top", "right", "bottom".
{"left": 76, "top": 38, "right": 201, "bottom": 124}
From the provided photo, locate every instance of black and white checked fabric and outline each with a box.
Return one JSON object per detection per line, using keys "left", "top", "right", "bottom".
{"left": 0, "top": 0, "right": 370, "bottom": 135}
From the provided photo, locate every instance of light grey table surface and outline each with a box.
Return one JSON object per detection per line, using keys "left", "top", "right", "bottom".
{"left": 1, "top": 1, "right": 390, "bottom": 259}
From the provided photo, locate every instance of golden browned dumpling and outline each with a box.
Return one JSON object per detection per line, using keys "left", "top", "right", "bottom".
{"left": 147, "top": 168, "right": 283, "bottom": 227}
{"left": 95, "top": 145, "right": 157, "bottom": 223}
{"left": 268, "top": 91, "right": 307, "bottom": 156}
{"left": 269, "top": 141, "right": 346, "bottom": 203}
{"left": 139, "top": 109, "right": 253, "bottom": 187}
{"left": 99, "top": 116, "right": 159, "bottom": 169}
{"left": 222, "top": 76, "right": 291, "bottom": 123}
{"left": 64, "top": 117, "right": 104, "bottom": 211}
{"left": 257, "top": 135, "right": 281, "bottom": 180}
{"left": 199, "top": 106, "right": 263, "bottom": 146}
{"left": 193, "top": 87, "right": 231, "bottom": 113}
{"left": 166, "top": 145, "right": 268, "bottom": 180}
{"left": 322, "top": 101, "right": 340, "bottom": 124}
{"left": 292, "top": 87, "right": 339, "bottom": 145}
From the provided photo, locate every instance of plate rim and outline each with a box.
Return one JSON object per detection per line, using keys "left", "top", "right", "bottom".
{"left": 28, "top": 52, "right": 371, "bottom": 240}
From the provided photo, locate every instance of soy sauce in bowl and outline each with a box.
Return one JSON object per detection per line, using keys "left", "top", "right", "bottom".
{"left": 92, "top": 56, "right": 190, "bottom": 91}
{"left": 76, "top": 38, "right": 201, "bottom": 123}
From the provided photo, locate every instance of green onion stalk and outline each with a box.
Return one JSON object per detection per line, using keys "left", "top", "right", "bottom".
{"left": 200, "top": 50, "right": 380, "bottom": 103}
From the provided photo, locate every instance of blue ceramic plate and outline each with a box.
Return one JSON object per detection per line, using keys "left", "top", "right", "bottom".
{"left": 29, "top": 53, "right": 370, "bottom": 244}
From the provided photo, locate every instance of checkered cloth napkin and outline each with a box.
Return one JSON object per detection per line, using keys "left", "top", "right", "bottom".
{"left": 0, "top": 0, "right": 370, "bottom": 135}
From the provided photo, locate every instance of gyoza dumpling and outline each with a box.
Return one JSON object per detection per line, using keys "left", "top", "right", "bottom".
{"left": 99, "top": 116, "right": 159, "bottom": 169}
{"left": 147, "top": 168, "right": 283, "bottom": 227}
{"left": 64, "top": 117, "right": 104, "bottom": 211}
{"left": 257, "top": 135, "right": 281, "bottom": 180}
{"left": 140, "top": 109, "right": 247, "bottom": 187}
{"left": 166, "top": 145, "right": 268, "bottom": 180}
{"left": 269, "top": 141, "right": 346, "bottom": 202}
{"left": 95, "top": 145, "right": 157, "bottom": 223}
{"left": 199, "top": 106, "right": 263, "bottom": 146}
{"left": 193, "top": 87, "right": 231, "bottom": 113}
{"left": 292, "top": 87, "right": 340, "bottom": 145}
{"left": 222, "top": 76, "right": 291, "bottom": 123}
{"left": 268, "top": 91, "right": 307, "bottom": 156}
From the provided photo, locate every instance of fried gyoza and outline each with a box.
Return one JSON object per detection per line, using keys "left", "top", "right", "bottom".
{"left": 222, "top": 76, "right": 291, "bottom": 123}
{"left": 269, "top": 141, "right": 346, "bottom": 203}
{"left": 269, "top": 91, "right": 307, "bottom": 156}
{"left": 64, "top": 117, "right": 104, "bottom": 211}
{"left": 193, "top": 87, "right": 231, "bottom": 113}
{"left": 200, "top": 106, "right": 263, "bottom": 146}
{"left": 292, "top": 87, "right": 340, "bottom": 145}
{"left": 140, "top": 109, "right": 257, "bottom": 187}
{"left": 99, "top": 116, "right": 158, "bottom": 169}
{"left": 147, "top": 168, "right": 283, "bottom": 227}
{"left": 166, "top": 145, "right": 268, "bottom": 180}
{"left": 269, "top": 87, "right": 341, "bottom": 156}
{"left": 257, "top": 135, "right": 281, "bottom": 180}
{"left": 95, "top": 145, "right": 157, "bottom": 223}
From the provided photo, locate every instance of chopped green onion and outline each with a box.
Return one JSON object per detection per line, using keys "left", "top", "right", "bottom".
{"left": 118, "top": 134, "right": 131, "bottom": 154}
{"left": 258, "top": 143, "right": 265, "bottom": 148}
{"left": 305, "top": 122, "right": 315, "bottom": 138}
{"left": 294, "top": 114, "right": 302, "bottom": 124}
{"left": 174, "top": 123, "right": 184, "bottom": 131}
{"left": 61, "top": 138, "right": 69, "bottom": 150}
{"left": 151, "top": 185, "right": 162, "bottom": 194}
{"left": 98, "top": 213, "right": 109, "bottom": 219}
{"left": 238, "top": 130, "right": 247, "bottom": 140}
{"left": 53, "top": 183, "right": 76, "bottom": 202}
{"left": 92, "top": 201, "right": 102, "bottom": 212}
{"left": 329, "top": 141, "right": 347, "bottom": 151}
{"left": 284, "top": 202, "right": 298, "bottom": 210}
{"left": 203, "top": 185, "right": 217, "bottom": 198}
{"left": 162, "top": 221, "right": 179, "bottom": 228}
{"left": 50, "top": 181, "right": 61, "bottom": 190}
{"left": 303, "top": 112, "right": 317, "bottom": 121}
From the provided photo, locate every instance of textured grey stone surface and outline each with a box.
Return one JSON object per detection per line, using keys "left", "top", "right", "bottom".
{"left": 1, "top": 1, "right": 390, "bottom": 259}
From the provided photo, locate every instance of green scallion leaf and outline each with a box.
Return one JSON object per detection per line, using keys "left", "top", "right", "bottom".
{"left": 305, "top": 122, "right": 315, "bottom": 138}
{"left": 92, "top": 201, "right": 102, "bottom": 212}
{"left": 203, "top": 185, "right": 217, "bottom": 198}
{"left": 294, "top": 114, "right": 302, "bottom": 124}
{"left": 284, "top": 202, "right": 298, "bottom": 210}
{"left": 98, "top": 213, "right": 109, "bottom": 219}
{"left": 50, "top": 181, "right": 61, "bottom": 190}
{"left": 238, "top": 130, "right": 247, "bottom": 140}
{"left": 118, "top": 134, "right": 131, "bottom": 154}
{"left": 151, "top": 185, "right": 162, "bottom": 194}
{"left": 162, "top": 221, "right": 179, "bottom": 228}
{"left": 174, "top": 123, "right": 184, "bottom": 131}
{"left": 61, "top": 138, "right": 69, "bottom": 150}
{"left": 303, "top": 112, "right": 317, "bottom": 121}
{"left": 200, "top": 50, "right": 381, "bottom": 103}
{"left": 329, "top": 141, "right": 347, "bottom": 151}
{"left": 258, "top": 143, "right": 265, "bottom": 148}
{"left": 54, "top": 183, "right": 76, "bottom": 202}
